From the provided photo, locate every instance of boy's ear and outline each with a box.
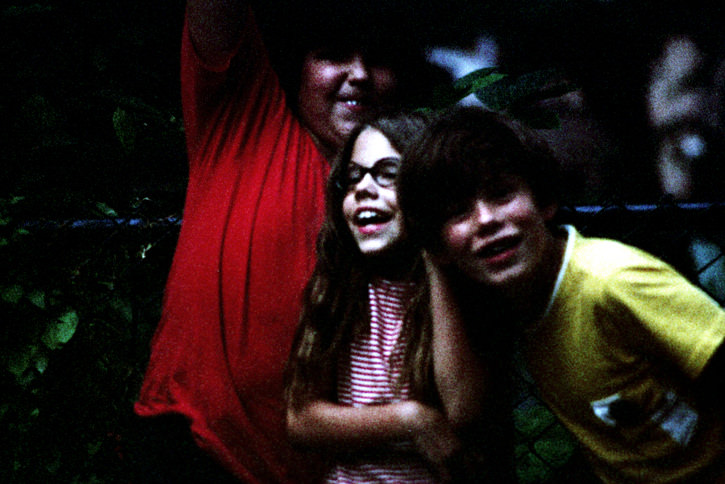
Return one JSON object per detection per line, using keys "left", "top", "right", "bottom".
{"left": 542, "top": 202, "right": 558, "bottom": 222}
{"left": 423, "top": 248, "right": 453, "bottom": 268}
{"left": 423, "top": 241, "right": 455, "bottom": 267}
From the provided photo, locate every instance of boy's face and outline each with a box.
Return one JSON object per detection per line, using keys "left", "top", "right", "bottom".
{"left": 439, "top": 175, "right": 556, "bottom": 291}
{"left": 297, "top": 49, "right": 398, "bottom": 158}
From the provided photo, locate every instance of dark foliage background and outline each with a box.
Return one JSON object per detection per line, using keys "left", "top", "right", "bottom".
{"left": 3, "top": 0, "right": 187, "bottom": 216}
{"left": 2, "top": 1, "right": 186, "bottom": 482}
{"left": 2, "top": 0, "right": 724, "bottom": 482}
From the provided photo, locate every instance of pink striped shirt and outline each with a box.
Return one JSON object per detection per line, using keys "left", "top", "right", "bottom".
{"left": 325, "top": 278, "right": 439, "bottom": 483}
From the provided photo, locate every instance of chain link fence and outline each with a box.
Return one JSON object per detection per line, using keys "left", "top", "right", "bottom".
{"left": 2, "top": 200, "right": 724, "bottom": 482}
{"left": 513, "top": 200, "right": 725, "bottom": 483}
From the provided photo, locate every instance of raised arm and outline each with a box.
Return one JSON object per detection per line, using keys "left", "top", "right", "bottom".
{"left": 425, "top": 253, "right": 487, "bottom": 428}
{"left": 186, "top": 0, "right": 249, "bottom": 66}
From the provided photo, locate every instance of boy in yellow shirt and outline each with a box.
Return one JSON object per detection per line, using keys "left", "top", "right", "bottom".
{"left": 398, "top": 106, "right": 725, "bottom": 483}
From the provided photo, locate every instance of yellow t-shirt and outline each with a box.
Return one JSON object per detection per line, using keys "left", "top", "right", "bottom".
{"left": 525, "top": 227, "right": 725, "bottom": 483}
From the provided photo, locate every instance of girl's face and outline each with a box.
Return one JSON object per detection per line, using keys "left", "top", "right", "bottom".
{"left": 440, "top": 175, "right": 557, "bottom": 293}
{"left": 342, "top": 128, "right": 405, "bottom": 255}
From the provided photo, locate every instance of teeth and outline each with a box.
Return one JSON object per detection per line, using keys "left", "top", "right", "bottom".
{"left": 483, "top": 239, "right": 515, "bottom": 257}
{"left": 355, "top": 210, "right": 389, "bottom": 225}
{"left": 357, "top": 210, "right": 378, "bottom": 221}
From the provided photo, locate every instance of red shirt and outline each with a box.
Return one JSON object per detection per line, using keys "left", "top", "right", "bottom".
{"left": 135, "top": 9, "right": 329, "bottom": 483}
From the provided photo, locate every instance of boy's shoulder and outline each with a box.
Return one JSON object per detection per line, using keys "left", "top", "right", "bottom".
{"left": 568, "top": 229, "right": 672, "bottom": 279}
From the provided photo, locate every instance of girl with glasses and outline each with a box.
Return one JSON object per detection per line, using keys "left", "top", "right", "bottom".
{"left": 284, "top": 111, "right": 504, "bottom": 483}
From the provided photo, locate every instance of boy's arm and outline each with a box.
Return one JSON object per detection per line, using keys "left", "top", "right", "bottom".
{"left": 696, "top": 343, "right": 725, "bottom": 403}
{"left": 186, "top": 0, "right": 249, "bottom": 66}
{"left": 425, "top": 253, "right": 487, "bottom": 428}
{"left": 286, "top": 399, "right": 460, "bottom": 466}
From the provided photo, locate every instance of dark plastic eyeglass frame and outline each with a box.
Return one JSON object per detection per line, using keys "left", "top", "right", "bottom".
{"left": 338, "top": 157, "right": 401, "bottom": 191}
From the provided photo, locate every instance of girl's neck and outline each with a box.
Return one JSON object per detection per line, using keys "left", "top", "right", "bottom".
{"left": 364, "top": 246, "right": 418, "bottom": 282}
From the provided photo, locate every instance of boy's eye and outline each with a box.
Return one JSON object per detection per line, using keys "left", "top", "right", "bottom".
{"left": 362, "top": 47, "right": 396, "bottom": 68}
{"left": 312, "top": 48, "right": 353, "bottom": 63}
{"left": 311, "top": 47, "right": 394, "bottom": 68}
{"left": 482, "top": 179, "right": 517, "bottom": 203}
{"left": 445, "top": 199, "right": 474, "bottom": 220}
{"left": 487, "top": 186, "right": 513, "bottom": 201}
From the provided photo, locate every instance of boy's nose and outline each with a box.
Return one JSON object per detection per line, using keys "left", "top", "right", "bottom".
{"left": 346, "top": 55, "right": 371, "bottom": 81}
{"left": 473, "top": 200, "right": 496, "bottom": 224}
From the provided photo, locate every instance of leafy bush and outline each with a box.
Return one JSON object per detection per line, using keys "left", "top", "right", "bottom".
{"left": 1, "top": 195, "right": 179, "bottom": 483}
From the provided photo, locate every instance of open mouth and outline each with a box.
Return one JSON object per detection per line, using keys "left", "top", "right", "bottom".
{"left": 478, "top": 236, "right": 520, "bottom": 260}
{"left": 354, "top": 209, "right": 392, "bottom": 227}
{"left": 339, "top": 96, "right": 372, "bottom": 111}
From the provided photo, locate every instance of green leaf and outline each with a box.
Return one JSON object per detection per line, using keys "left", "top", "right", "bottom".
{"left": 4, "top": 5, "right": 54, "bottom": 16}
{"left": 98, "top": 280, "right": 115, "bottom": 290}
{"left": 34, "top": 352, "right": 49, "bottom": 374}
{"left": 7, "top": 345, "right": 34, "bottom": 378}
{"left": 475, "top": 68, "right": 560, "bottom": 112}
{"left": 426, "top": 68, "right": 509, "bottom": 110}
{"left": 87, "top": 440, "right": 103, "bottom": 456}
{"left": 46, "top": 451, "right": 61, "bottom": 473}
{"left": 0, "top": 402, "right": 9, "bottom": 418}
{"left": 41, "top": 310, "right": 79, "bottom": 349}
{"left": 453, "top": 67, "right": 502, "bottom": 91}
{"left": 2, "top": 284, "right": 24, "bottom": 304}
{"left": 27, "top": 290, "right": 46, "bottom": 309}
{"left": 138, "top": 242, "right": 153, "bottom": 259}
{"left": 513, "top": 401, "right": 556, "bottom": 436}
{"left": 112, "top": 107, "right": 137, "bottom": 152}
{"left": 425, "top": 83, "right": 464, "bottom": 110}
{"left": 95, "top": 201, "right": 118, "bottom": 218}
{"left": 533, "top": 425, "right": 577, "bottom": 466}
{"left": 110, "top": 296, "right": 133, "bottom": 323}
{"left": 515, "top": 445, "right": 552, "bottom": 484}
{"left": 59, "top": 309, "right": 80, "bottom": 327}
{"left": 7, "top": 345, "right": 47, "bottom": 386}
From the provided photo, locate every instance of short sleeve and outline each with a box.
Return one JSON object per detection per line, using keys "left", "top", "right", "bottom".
{"left": 604, "top": 260, "right": 725, "bottom": 379}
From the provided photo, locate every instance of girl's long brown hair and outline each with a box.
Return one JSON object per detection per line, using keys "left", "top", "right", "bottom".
{"left": 285, "top": 111, "right": 437, "bottom": 409}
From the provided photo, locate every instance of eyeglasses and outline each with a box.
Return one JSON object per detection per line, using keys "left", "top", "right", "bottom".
{"left": 343, "top": 157, "right": 401, "bottom": 190}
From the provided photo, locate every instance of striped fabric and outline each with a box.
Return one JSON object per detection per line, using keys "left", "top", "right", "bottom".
{"left": 325, "top": 278, "right": 439, "bottom": 483}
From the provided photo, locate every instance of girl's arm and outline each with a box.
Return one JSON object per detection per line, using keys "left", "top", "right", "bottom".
{"left": 287, "top": 399, "right": 460, "bottom": 466}
{"left": 425, "top": 253, "right": 487, "bottom": 428}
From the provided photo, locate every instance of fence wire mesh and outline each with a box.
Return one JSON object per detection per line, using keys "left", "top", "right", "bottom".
{"left": 2, "top": 200, "right": 724, "bottom": 482}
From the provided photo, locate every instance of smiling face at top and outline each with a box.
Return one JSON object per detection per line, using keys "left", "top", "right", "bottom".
{"left": 297, "top": 49, "right": 398, "bottom": 160}
{"left": 342, "top": 128, "right": 405, "bottom": 256}
{"left": 440, "top": 175, "right": 558, "bottom": 293}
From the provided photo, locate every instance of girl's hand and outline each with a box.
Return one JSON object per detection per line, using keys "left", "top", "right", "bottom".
{"left": 422, "top": 250, "right": 449, "bottom": 277}
{"left": 401, "top": 401, "right": 461, "bottom": 467}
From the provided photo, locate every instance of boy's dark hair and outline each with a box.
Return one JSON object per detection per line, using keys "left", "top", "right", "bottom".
{"left": 260, "top": 0, "right": 442, "bottom": 112}
{"left": 398, "top": 106, "right": 561, "bottom": 252}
